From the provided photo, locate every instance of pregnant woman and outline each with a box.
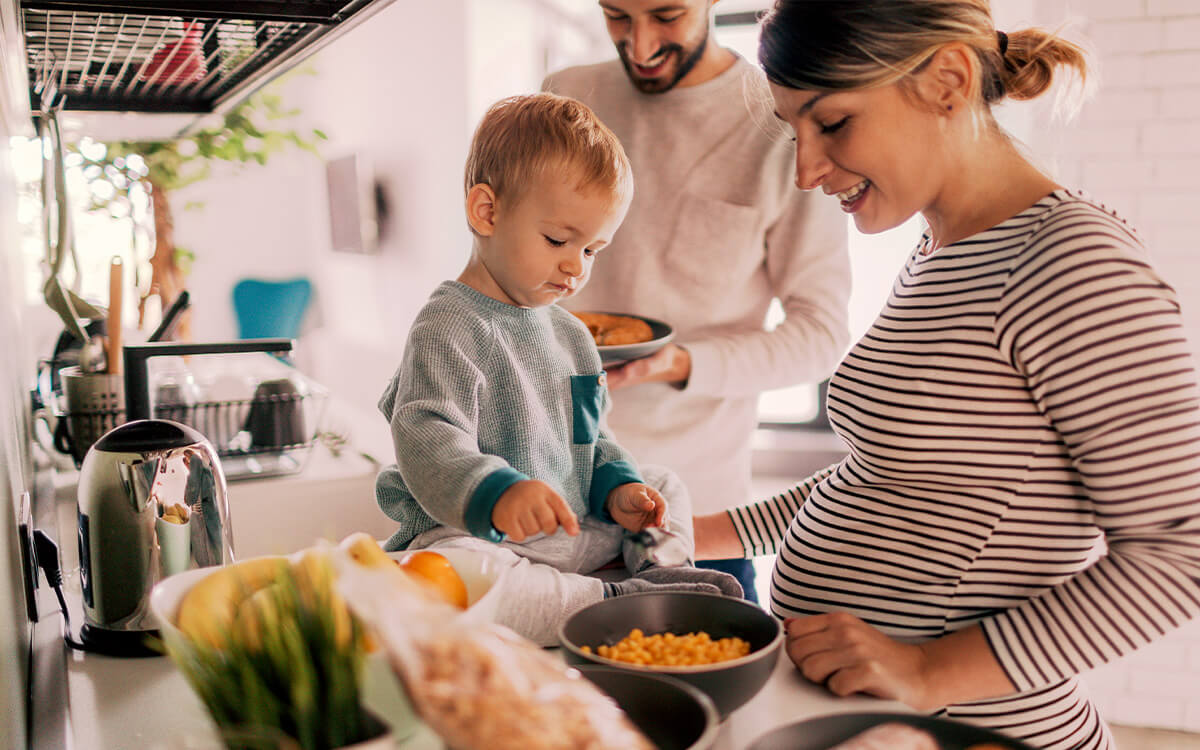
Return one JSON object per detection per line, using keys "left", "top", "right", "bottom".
{"left": 696, "top": 2, "right": 1200, "bottom": 748}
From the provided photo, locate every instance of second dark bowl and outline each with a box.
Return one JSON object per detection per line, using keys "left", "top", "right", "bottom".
{"left": 576, "top": 665, "right": 719, "bottom": 750}
{"left": 559, "top": 591, "right": 783, "bottom": 719}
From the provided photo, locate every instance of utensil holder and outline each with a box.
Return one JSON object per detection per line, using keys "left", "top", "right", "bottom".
{"left": 59, "top": 366, "right": 125, "bottom": 466}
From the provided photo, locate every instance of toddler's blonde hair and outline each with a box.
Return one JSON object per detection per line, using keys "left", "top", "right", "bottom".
{"left": 464, "top": 93, "right": 631, "bottom": 213}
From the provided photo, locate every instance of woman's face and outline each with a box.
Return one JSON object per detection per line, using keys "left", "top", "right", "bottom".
{"left": 770, "top": 80, "right": 945, "bottom": 235}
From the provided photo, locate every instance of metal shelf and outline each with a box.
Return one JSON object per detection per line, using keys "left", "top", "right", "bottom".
{"left": 22, "top": 0, "right": 392, "bottom": 115}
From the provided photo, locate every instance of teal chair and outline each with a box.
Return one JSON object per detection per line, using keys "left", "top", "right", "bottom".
{"left": 232, "top": 277, "right": 313, "bottom": 340}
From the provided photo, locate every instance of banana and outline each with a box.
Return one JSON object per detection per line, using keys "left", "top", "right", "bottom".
{"left": 339, "top": 532, "right": 394, "bottom": 569}
{"left": 176, "top": 556, "right": 290, "bottom": 648}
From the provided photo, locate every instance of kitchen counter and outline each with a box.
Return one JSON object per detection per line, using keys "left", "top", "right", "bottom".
{"left": 31, "top": 422, "right": 906, "bottom": 749}
{"left": 49, "top": 626, "right": 903, "bottom": 749}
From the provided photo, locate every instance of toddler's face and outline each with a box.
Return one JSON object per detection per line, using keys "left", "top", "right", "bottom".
{"left": 472, "top": 167, "right": 630, "bottom": 308}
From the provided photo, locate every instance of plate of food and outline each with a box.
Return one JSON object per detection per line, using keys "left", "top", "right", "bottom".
{"left": 572, "top": 311, "right": 674, "bottom": 366}
{"left": 745, "top": 712, "right": 1037, "bottom": 750}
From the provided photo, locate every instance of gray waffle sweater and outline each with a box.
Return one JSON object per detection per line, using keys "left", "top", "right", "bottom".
{"left": 376, "top": 281, "right": 642, "bottom": 550}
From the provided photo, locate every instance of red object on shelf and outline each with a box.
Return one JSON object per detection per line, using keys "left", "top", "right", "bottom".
{"left": 142, "top": 26, "right": 207, "bottom": 86}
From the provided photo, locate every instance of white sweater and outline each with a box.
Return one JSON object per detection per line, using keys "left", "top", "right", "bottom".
{"left": 544, "top": 55, "right": 852, "bottom": 514}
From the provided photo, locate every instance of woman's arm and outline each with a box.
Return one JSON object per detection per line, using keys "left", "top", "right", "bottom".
{"left": 976, "top": 208, "right": 1200, "bottom": 695}
{"left": 695, "top": 463, "right": 841, "bottom": 559}
{"left": 694, "top": 511, "right": 743, "bottom": 559}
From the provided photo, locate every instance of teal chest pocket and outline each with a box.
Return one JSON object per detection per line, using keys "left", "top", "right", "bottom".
{"left": 570, "top": 373, "right": 607, "bottom": 444}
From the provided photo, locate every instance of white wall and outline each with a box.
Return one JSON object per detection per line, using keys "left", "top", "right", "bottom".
{"left": 180, "top": 0, "right": 473, "bottom": 436}
{"left": 1018, "top": 0, "right": 1200, "bottom": 732}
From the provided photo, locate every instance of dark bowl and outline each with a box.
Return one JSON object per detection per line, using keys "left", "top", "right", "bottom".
{"left": 559, "top": 591, "right": 783, "bottom": 719}
{"left": 576, "top": 666, "right": 719, "bottom": 750}
{"left": 745, "top": 712, "right": 1039, "bottom": 750}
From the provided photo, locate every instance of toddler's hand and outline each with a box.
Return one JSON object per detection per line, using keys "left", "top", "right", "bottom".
{"left": 492, "top": 480, "right": 580, "bottom": 542}
{"left": 606, "top": 483, "right": 667, "bottom": 533}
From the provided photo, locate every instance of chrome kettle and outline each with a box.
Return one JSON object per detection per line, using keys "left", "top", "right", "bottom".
{"left": 76, "top": 419, "right": 234, "bottom": 656}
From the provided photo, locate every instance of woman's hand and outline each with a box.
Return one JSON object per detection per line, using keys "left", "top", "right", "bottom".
{"left": 784, "top": 614, "right": 1015, "bottom": 712}
{"left": 605, "top": 344, "right": 691, "bottom": 390}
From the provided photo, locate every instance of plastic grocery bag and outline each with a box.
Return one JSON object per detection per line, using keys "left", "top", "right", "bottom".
{"left": 330, "top": 540, "right": 654, "bottom": 750}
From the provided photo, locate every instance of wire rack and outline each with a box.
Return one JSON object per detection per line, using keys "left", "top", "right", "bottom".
{"left": 21, "top": 1, "right": 389, "bottom": 113}
{"left": 54, "top": 378, "right": 329, "bottom": 472}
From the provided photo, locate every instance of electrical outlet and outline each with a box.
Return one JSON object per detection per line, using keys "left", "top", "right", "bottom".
{"left": 18, "top": 491, "right": 38, "bottom": 623}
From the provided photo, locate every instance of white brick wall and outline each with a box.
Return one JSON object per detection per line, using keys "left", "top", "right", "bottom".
{"left": 1023, "top": 0, "right": 1200, "bottom": 732}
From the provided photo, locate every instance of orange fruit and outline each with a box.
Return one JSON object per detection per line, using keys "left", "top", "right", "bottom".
{"left": 399, "top": 550, "right": 469, "bottom": 610}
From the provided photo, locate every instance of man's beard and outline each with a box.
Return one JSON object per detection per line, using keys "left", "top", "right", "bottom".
{"left": 618, "top": 30, "right": 709, "bottom": 94}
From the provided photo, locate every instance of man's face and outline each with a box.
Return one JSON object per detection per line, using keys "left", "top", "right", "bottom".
{"left": 600, "top": 1, "right": 713, "bottom": 94}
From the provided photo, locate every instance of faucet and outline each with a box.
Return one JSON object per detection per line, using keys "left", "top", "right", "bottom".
{"left": 122, "top": 338, "right": 295, "bottom": 421}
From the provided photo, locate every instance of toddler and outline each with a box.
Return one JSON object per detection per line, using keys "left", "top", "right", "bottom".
{"left": 375, "top": 93, "right": 741, "bottom": 645}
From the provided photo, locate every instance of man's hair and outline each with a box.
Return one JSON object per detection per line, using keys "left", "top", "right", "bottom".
{"left": 464, "top": 93, "right": 632, "bottom": 209}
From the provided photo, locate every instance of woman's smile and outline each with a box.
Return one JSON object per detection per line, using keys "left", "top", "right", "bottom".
{"left": 834, "top": 179, "right": 871, "bottom": 213}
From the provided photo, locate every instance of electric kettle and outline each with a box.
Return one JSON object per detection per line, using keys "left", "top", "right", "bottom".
{"left": 76, "top": 418, "right": 234, "bottom": 656}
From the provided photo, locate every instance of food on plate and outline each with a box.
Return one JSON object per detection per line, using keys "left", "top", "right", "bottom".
{"left": 175, "top": 555, "right": 291, "bottom": 647}
{"left": 829, "top": 722, "right": 939, "bottom": 750}
{"left": 573, "top": 311, "right": 655, "bottom": 346}
{"left": 581, "top": 627, "right": 751, "bottom": 666}
{"left": 397, "top": 549, "right": 469, "bottom": 610}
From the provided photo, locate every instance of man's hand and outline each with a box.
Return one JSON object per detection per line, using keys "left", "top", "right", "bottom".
{"left": 492, "top": 480, "right": 580, "bottom": 542}
{"left": 606, "top": 482, "right": 667, "bottom": 532}
{"left": 605, "top": 344, "right": 691, "bottom": 390}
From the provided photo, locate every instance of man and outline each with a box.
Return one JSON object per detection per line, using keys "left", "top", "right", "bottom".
{"left": 544, "top": 0, "right": 850, "bottom": 603}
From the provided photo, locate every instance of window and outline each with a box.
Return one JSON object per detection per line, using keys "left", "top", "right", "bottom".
{"left": 10, "top": 133, "right": 150, "bottom": 329}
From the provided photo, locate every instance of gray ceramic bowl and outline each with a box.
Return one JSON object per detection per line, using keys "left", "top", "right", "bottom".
{"left": 576, "top": 665, "right": 719, "bottom": 750}
{"left": 559, "top": 591, "right": 783, "bottom": 719}
{"left": 745, "top": 712, "right": 1039, "bottom": 750}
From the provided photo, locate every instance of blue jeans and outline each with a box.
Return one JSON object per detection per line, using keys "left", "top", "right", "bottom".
{"left": 697, "top": 558, "right": 758, "bottom": 604}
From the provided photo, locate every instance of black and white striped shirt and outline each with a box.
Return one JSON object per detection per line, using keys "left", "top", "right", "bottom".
{"left": 730, "top": 190, "right": 1200, "bottom": 750}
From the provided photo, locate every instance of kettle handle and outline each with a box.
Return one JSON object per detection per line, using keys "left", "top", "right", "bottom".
{"left": 122, "top": 338, "right": 294, "bottom": 421}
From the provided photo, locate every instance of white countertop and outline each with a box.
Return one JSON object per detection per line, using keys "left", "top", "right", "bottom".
{"left": 34, "top": 419, "right": 906, "bottom": 749}
{"left": 55, "top": 633, "right": 902, "bottom": 750}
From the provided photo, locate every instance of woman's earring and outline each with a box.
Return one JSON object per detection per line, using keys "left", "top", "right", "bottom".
{"left": 947, "top": 104, "right": 954, "bottom": 111}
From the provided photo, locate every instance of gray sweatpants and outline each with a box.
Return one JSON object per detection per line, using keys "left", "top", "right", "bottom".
{"left": 409, "top": 465, "right": 695, "bottom": 646}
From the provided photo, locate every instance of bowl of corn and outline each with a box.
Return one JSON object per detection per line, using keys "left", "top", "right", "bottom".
{"left": 558, "top": 591, "right": 783, "bottom": 719}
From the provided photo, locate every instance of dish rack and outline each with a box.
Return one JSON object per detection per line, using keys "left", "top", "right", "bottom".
{"left": 53, "top": 375, "right": 329, "bottom": 479}
{"left": 50, "top": 340, "right": 330, "bottom": 480}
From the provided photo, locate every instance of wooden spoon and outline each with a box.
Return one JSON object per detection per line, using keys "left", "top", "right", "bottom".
{"left": 106, "top": 257, "right": 123, "bottom": 375}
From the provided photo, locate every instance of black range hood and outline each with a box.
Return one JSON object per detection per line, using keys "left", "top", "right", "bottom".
{"left": 21, "top": 0, "right": 394, "bottom": 115}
